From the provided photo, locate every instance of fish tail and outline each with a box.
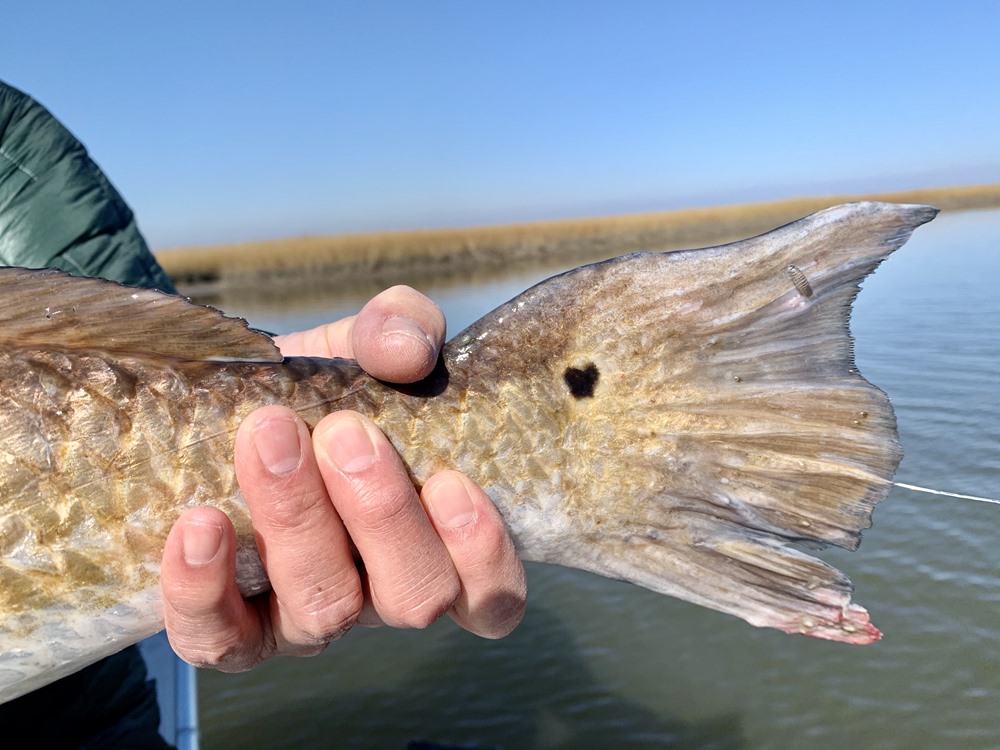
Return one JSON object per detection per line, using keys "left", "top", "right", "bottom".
{"left": 467, "top": 202, "right": 937, "bottom": 642}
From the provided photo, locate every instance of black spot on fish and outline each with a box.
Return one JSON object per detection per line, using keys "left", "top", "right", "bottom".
{"left": 564, "top": 363, "right": 599, "bottom": 398}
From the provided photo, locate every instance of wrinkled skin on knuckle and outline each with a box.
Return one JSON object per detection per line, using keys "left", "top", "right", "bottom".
{"left": 172, "top": 629, "right": 264, "bottom": 673}
{"left": 290, "top": 583, "right": 365, "bottom": 644}
{"left": 161, "top": 592, "right": 245, "bottom": 664}
{"left": 255, "top": 480, "right": 329, "bottom": 533}
{"left": 350, "top": 481, "right": 415, "bottom": 537}
{"left": 375, "top": 568, "right": 461, "bottom": 630}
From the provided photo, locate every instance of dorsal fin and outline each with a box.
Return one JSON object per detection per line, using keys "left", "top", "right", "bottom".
{"left": 0, "top": 267, "right": 282, "bottom": 362}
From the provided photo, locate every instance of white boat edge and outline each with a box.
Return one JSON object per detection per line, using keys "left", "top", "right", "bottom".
{"left": 138, "top": 632, "right": 200, "bottom": 749}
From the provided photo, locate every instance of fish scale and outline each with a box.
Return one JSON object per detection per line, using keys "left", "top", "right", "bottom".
{"left": 0, "top": 202, "right": 937, "bottom": 702}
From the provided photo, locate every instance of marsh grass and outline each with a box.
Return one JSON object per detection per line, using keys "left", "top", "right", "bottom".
{"left": 157, "top": 183, "right": 1000, "bottom": 293}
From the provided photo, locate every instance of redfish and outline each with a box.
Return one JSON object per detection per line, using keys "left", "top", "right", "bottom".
{"left": 0, "top": 202, "right": 937, "bottom": 702}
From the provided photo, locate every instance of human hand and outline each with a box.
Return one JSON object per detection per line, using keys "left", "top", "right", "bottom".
{"left": 160, "top": 286, "right": 527, "bottom": 670}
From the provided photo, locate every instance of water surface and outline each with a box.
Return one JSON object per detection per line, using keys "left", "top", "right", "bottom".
{"left": 199, "top": 209, "right": 1000, "bottom": 749}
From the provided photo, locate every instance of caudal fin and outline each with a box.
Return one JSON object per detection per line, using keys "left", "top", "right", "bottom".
{"left": 450, "top": 202, "right": 937, "bottom": 643}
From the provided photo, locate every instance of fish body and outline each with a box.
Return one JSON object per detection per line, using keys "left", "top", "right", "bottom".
{"left": 0, "top": 202, "right": 937, "bottom": 702}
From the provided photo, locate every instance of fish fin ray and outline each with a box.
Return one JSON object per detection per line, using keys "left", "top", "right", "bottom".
{"left": 569, "top": 514, "right": 880, "bottom": 643}
{"left": 0, "top": 267, "right": 282, "bottom": 362}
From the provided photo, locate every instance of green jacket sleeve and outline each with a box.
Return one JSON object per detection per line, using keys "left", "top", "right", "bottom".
{"left": 0, "top": 80, "right": 176, "bottom": 292}
{"left": 0, "top": 80, "right": 174, "bottom": 748}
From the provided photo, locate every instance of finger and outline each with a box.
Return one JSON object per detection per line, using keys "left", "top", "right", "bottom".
{"left": 273, "top": 286, "right": 445, "bottom": 383}
{"left": 313, "top": 411, "right": 461, "bottom": 629}
{"left": 272, "top": 316, "right": 356, "bottom": 359}
{"left": 421, "top": 471, "right": 527, "bottom": 638}
{"left": 350, "top": 285, "right": 445, "bottom": 382}
{"left": 235, "top": 405, "right": 364, "bottom": 651}
{"left": 161, "top": 506, "right": 267, "bottom": 671}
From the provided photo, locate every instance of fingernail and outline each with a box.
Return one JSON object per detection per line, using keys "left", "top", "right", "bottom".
{"left": 382, "top": 316, "right": 435, "bottom": 354}
{"left": 253, "top": 415, "right": 302, "bottom": 475}
{"left": 183, "top": 520, "right": 223, "bottom": 566}
{"left": 326, "top": 415, "right": 377, "bottom": 473}
{"left": 427, "top": 475, "right": 477, "bottom": 529}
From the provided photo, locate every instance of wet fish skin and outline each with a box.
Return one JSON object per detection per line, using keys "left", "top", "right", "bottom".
{"left": 0, "top": 201, "right": 937, "bottom": 703}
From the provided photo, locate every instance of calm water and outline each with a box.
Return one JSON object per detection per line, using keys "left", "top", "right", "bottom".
{"left": 198, "top": 209, "right": 1000, "bottom": 749}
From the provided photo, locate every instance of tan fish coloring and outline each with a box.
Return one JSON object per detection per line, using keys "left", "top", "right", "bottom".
{"left": 0, "top": 202, "right": 938, "bottom": 702}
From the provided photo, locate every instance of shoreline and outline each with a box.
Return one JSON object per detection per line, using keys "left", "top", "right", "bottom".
{"left": 157, "top": 183, "right": 1000, "bottom": 294}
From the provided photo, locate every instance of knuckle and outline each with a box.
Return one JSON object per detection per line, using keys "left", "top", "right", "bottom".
{"left": 255, "top": 482, "right": 327, "bottom": 533}
{"left": 284, "top": 641, "right": 328, "bottom": 658}
{"left": 352, "top": 482, "right": 414, "bottom": 535}
{"left": 384, "top": 573, "right": 461, "bottom": 630}
{"left": 448, "top": 514, "right": 516, "bottom": 584}
{"left": 292, "top": 578, "right": 364, "bottom": 642}
{"left": 169, "top": 630, "right": 261, "bottom": 673}
{"left": 396, "top": 599, "right": 447, "bottom": 630}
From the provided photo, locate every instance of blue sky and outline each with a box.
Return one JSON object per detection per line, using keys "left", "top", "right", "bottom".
{"left": 3, "top": 2, "right": 999, "bottom": 249}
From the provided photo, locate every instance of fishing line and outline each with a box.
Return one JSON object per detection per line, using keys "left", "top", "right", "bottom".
{"left": 893, "top": 482, "right": 1000, "bottom": 506}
